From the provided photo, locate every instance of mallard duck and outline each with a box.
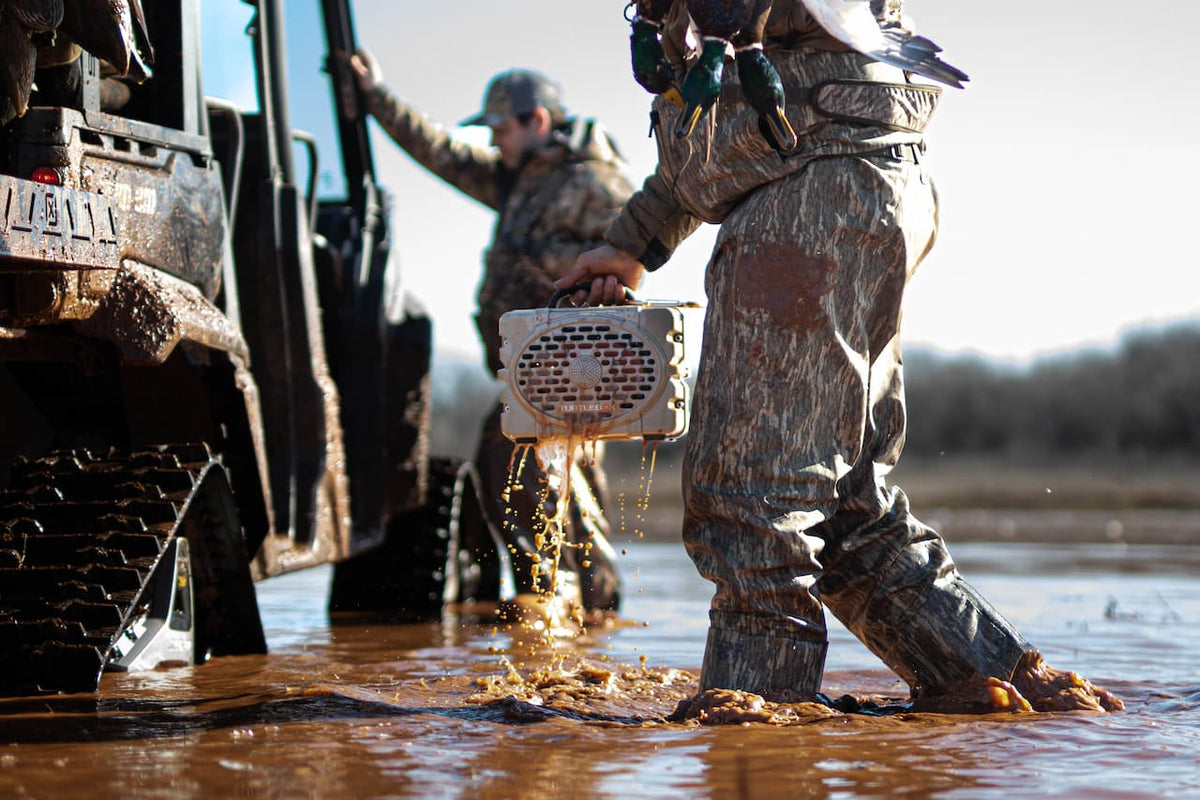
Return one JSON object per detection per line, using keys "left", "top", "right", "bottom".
{"left": 629, "top": 0, "right": 675, "bottom": 97}
{"left": 672, "top": 0, "right": 965, "bottom": 142}
{"left": 730, "top": 0, "right": 796, "bottom": 152}
{"left": 800, "top": 0, "right": 968, "bottom": 87}
{"left": 736, "top": 46, "right": 796, "bottom": 152}
{"left": 675, "top": 0, "right": 744, "bottom": 138}
{"left": 674, "top": 35, "right": 727, "bottom": 138}
{"left": 676, "top": 0, "right": 796, "bottom": 151}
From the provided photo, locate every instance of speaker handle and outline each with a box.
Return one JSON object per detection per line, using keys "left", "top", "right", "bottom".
{"left": 548, "top": 283, "right": 636, "bottom": 309}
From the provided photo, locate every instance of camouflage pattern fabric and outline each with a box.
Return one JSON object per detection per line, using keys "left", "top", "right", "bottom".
{"left": 605, "top": 8, "right": 1035, "bottom": 697}
{"left": 685, "top": 153, "right": 1030, "bottom": 698}
{"left": 607, "top": 49, "right": 937, "bottom": 262}
{"left": 364, "top": 87, "right": 633, "bottom": 608}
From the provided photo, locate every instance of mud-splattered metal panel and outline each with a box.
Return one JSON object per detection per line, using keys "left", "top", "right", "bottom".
{"left": 0, "top": 175, "right": 119, "bottom": 269}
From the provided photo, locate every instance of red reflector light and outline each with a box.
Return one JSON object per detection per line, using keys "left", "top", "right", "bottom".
{"left": 31, "top": 167, "right": 62, "bottom": 185}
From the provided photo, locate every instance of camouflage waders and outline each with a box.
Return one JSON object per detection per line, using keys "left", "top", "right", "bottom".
{"left": 605, "top": 9, "right": 1035, "bottom": 697}
{"left": 683, "top": 153, "right": 1029, "bottom": 699}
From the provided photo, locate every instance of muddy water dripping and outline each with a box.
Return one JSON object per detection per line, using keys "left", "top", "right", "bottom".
{"left": 615, "top": 440, "right": 660, "bottom": 553}
{"left": 492, "top": 435, "right": 592, "bottom": 666}
{"left": 487, "top": 431, "right": 667, "bottom": 699}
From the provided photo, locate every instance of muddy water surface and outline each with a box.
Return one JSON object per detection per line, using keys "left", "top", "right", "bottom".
{"left": 1, "top": 539, "right": 1197, "bottom": 799}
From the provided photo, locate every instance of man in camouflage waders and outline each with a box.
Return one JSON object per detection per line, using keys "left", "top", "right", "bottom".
{"left": 348, "top": 53, "right": 634, "bottom": 614}
{"left": 558, "top": 1, "right": 1123, "bottom": 712}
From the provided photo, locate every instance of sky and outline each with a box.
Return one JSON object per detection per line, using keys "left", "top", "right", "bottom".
{"left": 209, "top": 1, "right": 1200, "bottom": 368}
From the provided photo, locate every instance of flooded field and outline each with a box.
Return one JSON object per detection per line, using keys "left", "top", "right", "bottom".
{"left": 1, "top": 535, "right": 1197, "bottom": 799}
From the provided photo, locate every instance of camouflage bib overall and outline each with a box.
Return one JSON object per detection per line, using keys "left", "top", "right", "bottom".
{"left": 610, "top": 2, "right": 1033, "bottom": 697}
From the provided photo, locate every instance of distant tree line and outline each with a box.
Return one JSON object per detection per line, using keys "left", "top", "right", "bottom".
{"left": 904, "top": 322, "right": 1200, "bottom": 460}
{"left": 428, "top": 321, "right": 1200, "bottom": 463}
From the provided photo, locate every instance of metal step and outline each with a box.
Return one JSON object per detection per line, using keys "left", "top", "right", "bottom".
{"left": 0, "top": 445, "right": 214, "bottom": 696}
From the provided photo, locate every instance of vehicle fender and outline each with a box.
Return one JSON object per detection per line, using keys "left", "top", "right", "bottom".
{"left": 75, "top": 260, "right": 249, "bottom": 365}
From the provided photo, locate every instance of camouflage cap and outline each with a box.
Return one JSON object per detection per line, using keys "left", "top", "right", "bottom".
{"left": 460, "top": 69, "right": 566, "bottom": 127}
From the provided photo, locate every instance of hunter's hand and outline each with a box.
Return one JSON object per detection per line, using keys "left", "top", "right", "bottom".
{"left": 556, "top": 244, "right": 645, "bottom": 306}
{"left": 348, "top": 48, "right": 383, "bottom": 94}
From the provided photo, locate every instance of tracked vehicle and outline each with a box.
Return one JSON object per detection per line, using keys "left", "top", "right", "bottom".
{"left": 0, "top": 0, "right": 479, "bottom": 695}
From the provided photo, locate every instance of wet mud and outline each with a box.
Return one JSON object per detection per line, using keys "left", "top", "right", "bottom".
{"left": 0, "top": 540, "right": 1196, "bottom": 799}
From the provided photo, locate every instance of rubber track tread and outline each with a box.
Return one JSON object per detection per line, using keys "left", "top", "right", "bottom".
{"left": 0, "top": 446, "right": 212, "bottom": 696}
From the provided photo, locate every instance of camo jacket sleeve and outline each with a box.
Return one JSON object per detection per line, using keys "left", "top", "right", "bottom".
{"left": 365, "top": 85, "right": 502, "bottom": 210}
{"left": 603, "top": 167, "right": 702, "bottom": 271}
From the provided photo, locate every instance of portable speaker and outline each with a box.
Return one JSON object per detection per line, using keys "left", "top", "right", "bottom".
{"left": 497, "top": 292, "right": 695, "bottom": 444}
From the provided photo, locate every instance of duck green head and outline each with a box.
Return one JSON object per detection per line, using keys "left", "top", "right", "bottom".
{"left": 675, "top": 37, "right": 727, "bottom": 139}
{"left": 736, "top": 47, "right": 797, "bottom": 153}
{"left": 630, "top": 18, "right": 674, "bottom": 96}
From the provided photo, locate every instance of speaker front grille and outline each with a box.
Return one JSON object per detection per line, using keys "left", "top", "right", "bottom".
{"left": 513, "top": 322, "right": 660, "bottom": 424}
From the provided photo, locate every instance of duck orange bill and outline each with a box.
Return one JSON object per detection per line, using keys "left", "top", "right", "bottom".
{"left": 674, "top": 102, "right": 707, "bottom": 138}
{"left": 763, "top": 107, "right": 798, "bottom": 152}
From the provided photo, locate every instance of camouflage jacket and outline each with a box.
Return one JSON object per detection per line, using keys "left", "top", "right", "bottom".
{"left": 365, "top": 87, "right": 634, "bottom": 371}
{"left": 608, "top": 0, "right": 938, "bottom": 270}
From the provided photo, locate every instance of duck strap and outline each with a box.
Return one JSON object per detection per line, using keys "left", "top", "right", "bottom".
{"left": 715, "top": 77, "right": 942, "bottom": 135}
{"left": 808, "top": 79, "right": 942, "bottom": 135}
